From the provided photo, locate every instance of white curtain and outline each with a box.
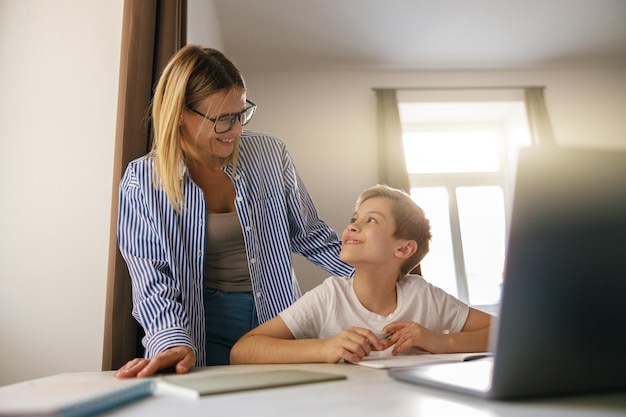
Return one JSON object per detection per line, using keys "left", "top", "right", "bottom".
{"left": 375, "top": 89, "right": 410, "bottom": 192}
{"left": 524, "top": 87, "right": 556, "bottom": 145}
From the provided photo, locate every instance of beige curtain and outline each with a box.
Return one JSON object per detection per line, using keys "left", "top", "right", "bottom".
{"left": 524, "top": 87, "right": 556, "bottom": 145}
{"left": 102, "top": 0, "right": 187, "bottom": 372}
{"left": 375, "top": 89, "right": 410, "bottom": 192}
{"left": 375, "top": 89, "right": 421, "bottom": 274}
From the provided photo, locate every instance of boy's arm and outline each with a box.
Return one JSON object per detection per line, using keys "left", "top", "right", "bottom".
{"left": 230, "top": 316, "right": 384, "bottom": 364}
{"left": 446, "top": 307, "right": 492, "bottom": 352}
{"left": 383, "top": 307, "right": 493, "bottom": 355}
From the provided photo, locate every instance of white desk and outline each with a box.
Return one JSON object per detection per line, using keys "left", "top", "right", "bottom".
{"left": 105, "top": 363, "right": 626, "bottom": 417}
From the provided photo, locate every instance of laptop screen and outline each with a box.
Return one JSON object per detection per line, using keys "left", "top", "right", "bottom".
{"left": 490, "top": 146, "right": 626, "bottom": 398}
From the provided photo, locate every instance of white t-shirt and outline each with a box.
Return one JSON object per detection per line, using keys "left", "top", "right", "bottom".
{"left": 280, "top": 275, "right": 469, "bottom": 350}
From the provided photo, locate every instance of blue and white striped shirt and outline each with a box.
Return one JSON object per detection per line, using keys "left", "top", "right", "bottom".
{"left": 117, "top": 131, "right": 354, "bottom": 366}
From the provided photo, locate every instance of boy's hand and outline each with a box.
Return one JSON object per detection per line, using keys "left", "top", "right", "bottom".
{"left": 321, "top": 327, "right": 386, "bottom": 363}
{"left": 382, "top": 322, "right": 446, "bottom": 355}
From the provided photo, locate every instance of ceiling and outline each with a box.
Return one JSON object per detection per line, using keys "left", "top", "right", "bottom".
{"left": 212, "top": 0, "right": 626, "bottom": 72}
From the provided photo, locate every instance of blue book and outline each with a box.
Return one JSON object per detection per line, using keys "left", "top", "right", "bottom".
{"left": 0, "top": 371, "right": 153, "bottom": 416}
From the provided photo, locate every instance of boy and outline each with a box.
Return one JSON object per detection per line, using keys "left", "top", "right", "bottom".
{"left": 230, "top": 184, "right": 492, "bottom": 364}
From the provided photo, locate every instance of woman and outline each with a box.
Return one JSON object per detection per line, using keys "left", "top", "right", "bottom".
{"left": 114, "top": 45, "right": 353, "bottom": 377}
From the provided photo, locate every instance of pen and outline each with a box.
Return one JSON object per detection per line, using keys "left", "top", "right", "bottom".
{"left": 376, "top": 332, "right": 392, "bottom": 342}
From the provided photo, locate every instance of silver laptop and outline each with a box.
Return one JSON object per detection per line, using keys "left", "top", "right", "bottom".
{"left": 389, "top": 147, "right": 626, "bottom": 399}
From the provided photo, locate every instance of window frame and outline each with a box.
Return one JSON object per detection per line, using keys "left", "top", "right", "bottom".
{"left": 399, "top": 99, "right": 530, "bottom": 313}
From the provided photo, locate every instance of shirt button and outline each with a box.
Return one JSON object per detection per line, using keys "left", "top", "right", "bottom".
{"left": 245, "top": 226, "right": 251, "bottom": 231}
{"left": 256, "top": 292, "right": 262, "bottom": 298}
{"left": 250, "top": 258, "right": 256, "bottom": 263}
{"left": 235, "top": 175, "right": 241, "bottom": 180}
{"left": 236, "top": 196, "right": 243, "bottom": 202}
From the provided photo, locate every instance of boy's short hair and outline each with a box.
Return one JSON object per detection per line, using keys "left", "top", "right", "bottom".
{"left": 355, "top": 184, "right": 432, "bottom": 276}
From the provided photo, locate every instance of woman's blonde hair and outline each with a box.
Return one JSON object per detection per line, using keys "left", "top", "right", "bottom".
{"left": 150, "top": 45, "right": 246, "bottom": 211}
{"left": 355, "top": 184, "right": 432, "bottom": 276}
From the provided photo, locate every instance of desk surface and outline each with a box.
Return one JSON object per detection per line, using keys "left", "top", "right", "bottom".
{"left": 105, "top": 363, "right": 626, "bottom": 417}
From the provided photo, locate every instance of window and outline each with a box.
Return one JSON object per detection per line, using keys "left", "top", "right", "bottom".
{"left": 398, "top": 91, "right": 531, "bottom": 311}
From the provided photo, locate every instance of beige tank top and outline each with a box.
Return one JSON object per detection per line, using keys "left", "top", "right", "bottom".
{"left": 204, "top": 210, "right": 252, "bottom": 292}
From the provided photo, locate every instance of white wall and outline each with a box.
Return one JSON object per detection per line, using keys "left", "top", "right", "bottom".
{"left": 0, "top": 0, "right": 123, "bottom": 385}
{"left": 1, "top": 0, "right": 624, "bottom": 388}
{"left": 187, "top": 0, "right": 223, "bottom": 49}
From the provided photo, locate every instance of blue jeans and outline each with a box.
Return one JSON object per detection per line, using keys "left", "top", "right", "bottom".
{"left": 204, "top": 288, "right": 259, "bottom": 365}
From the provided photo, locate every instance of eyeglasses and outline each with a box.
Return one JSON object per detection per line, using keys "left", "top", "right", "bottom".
{"left": 186, "top": 100, "right": 257, "bottom": 134}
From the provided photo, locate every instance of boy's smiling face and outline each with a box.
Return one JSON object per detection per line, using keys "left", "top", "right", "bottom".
{"left": 340, "top": 196, "right": 405, "bottom": 268}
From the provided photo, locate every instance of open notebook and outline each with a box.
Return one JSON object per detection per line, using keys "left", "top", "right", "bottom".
{"left": 390, "top": 147, "right": 626, "bottom": 399}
